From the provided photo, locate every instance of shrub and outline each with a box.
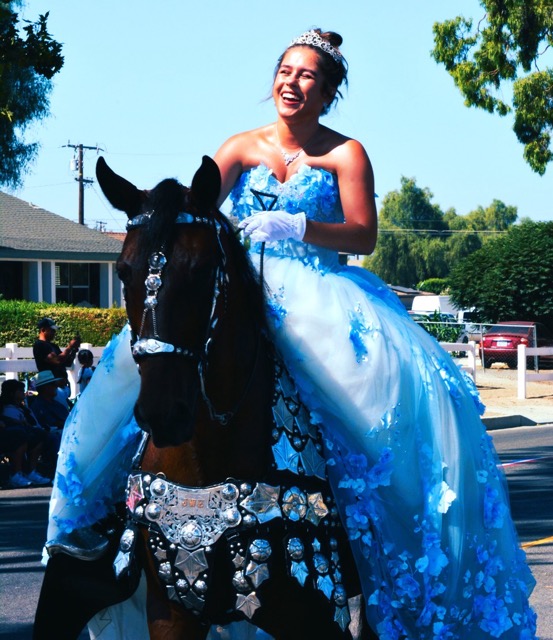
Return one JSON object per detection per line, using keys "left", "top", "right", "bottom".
{"left": 416, "top": 278, "right": 449, "bottom": 294}
{"left": 0, "top": 300, "right": 127, "bottom": 347}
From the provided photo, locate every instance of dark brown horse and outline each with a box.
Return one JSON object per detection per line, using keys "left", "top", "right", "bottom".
{"left": 38, "top": 157, "right": 375, "bottom": 640}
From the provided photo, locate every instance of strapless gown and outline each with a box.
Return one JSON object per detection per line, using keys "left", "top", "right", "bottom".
{"left": 46, "top": 163, "right": 537, "bottom": 639}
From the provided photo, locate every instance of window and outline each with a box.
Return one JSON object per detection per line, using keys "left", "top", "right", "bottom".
{"left": 55, "top": 263, "right": 99, "bottom": 306}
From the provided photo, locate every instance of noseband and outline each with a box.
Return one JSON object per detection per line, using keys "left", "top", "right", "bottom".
{"left": 127, "top": 209, "right": 241, "bottom": 425}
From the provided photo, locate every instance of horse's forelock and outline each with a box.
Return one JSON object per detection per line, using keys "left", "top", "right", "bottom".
{"left": 141, "top": 178, "right": 186, "bottom": 257}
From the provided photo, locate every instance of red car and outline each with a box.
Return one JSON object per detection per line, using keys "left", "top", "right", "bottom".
{"left": 481, "top": 321, "right": 553, "bottom": 369}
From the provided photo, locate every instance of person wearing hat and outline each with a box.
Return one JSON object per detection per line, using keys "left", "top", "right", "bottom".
{"left": 33, "top": 317, "right": 81, "bottom": 401}
{"left": 29, "top": 371, "right": 70, "bottom": 434}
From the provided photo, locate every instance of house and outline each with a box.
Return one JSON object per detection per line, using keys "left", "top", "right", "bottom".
{"left": 0, "top": 192, "right": 124, "bottom": 308}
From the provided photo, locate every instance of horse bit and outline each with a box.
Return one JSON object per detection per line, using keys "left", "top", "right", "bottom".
{"left": 127, "top": 209, "right": 234, "bottom": 424}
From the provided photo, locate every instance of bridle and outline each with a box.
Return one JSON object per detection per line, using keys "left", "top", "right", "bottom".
{"left": 126, "top": 208, "right": 257, "bottom": 426}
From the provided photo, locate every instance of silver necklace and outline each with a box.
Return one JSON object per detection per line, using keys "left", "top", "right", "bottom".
{"left": 275, "top": 126, "right": 318, "bottom": 166}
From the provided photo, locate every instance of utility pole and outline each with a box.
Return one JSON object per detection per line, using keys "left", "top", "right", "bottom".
{"left": 63, "top": 142, "right": 103, "bottom": 225}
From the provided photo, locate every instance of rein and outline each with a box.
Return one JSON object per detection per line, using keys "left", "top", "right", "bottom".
{"left": 127, "top": 208, "right": 261, "bottom": 426}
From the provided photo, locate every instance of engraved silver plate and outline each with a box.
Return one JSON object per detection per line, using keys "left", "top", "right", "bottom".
{"left": 130, "top": 474, "right": 242, "bottom": 550}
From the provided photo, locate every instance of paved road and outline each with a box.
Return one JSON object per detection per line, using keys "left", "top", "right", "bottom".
{"left": 1, "top": 424, "right": 552, "bottom": 639}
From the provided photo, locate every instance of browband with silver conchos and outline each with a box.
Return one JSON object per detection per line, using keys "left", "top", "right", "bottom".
{"left": 127, "top": 211, "right": 211, "bottom": 230}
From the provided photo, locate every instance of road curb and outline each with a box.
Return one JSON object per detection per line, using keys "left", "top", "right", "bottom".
{"left": 483, "top": 414, "right": 540, "bottom": 430}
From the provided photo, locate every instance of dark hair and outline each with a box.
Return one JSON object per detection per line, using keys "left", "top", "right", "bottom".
{"left": 275, "top": 28, "right": 349, "bottom": 115}
{"left": 0, "top": 379, "right": 25, "bottom": 407}
{"left": 77, "top": 349, "right": 93, "bottom": 365}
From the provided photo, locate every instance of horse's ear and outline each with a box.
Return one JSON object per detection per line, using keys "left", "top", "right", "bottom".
{"left": 190, "top": 156, "right": 221, "bottom": 211}
{"left": 96, "top": 157, "right": 145, "bottom": 218}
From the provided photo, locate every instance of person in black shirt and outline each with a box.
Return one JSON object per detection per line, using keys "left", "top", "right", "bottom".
{"left": 33, "top": 317, "right": 81, "bottom": 392}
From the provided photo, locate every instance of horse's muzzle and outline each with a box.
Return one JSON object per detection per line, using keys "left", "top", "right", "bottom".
{"left": 133, "top": 398, "right": 197, "bottom": 447}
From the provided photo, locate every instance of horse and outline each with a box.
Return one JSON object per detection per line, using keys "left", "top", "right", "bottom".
{"left": 37, "top": 156, "right": 375, "bottom": 640}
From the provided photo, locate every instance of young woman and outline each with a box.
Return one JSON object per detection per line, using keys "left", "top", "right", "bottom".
{"left": 213, "top": 29, "right": 537, "bottom": 639}
{"left": 44, "top": 29, "right": 537, "bottom": 639}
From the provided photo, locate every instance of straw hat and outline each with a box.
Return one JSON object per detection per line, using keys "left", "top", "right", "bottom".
{"left": 33, "top": 370, "right": 63, "bottom": 388}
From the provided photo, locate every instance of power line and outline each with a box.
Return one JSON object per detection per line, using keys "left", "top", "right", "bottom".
{"left": 379, "top": 228, "right": 509, "bottom": 235}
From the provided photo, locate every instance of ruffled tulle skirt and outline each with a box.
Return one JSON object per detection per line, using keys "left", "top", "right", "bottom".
{"left": 250, "top": 251, "right": 537, "bottom": 639}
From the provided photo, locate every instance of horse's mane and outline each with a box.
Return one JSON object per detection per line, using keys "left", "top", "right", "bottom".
{"left": 139, "top": 178, "right": 270, "bottom": 339}
{"left": 214, "top": 210, "right": 271, "bottom": 339}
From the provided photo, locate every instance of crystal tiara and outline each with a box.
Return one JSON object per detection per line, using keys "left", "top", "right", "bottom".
{"left": 288, "top": 30, "right": 343, "bottom": 62}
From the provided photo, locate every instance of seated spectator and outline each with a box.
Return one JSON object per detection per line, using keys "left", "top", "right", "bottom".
{"left": 0, "top": 416, "right": 30, "bottom": 488}
{"left": 29, "top": 371, "right": 70, "bottom": 433}
{"left": 0, "top": 379, "right": 53, "bottom": 487}
{"left": 76, "top": 349, "right": 95, "bottom": 395}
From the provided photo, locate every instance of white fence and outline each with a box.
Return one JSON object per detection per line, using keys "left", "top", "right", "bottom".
{"left": 0, "top": 343, "right": 104, "bottom": 398}
{"left": 517, "top": 344, "right": 553, "bottom": 399}
{"left": 5, "top": 339, "right": 550, "bottom": 400}
{"left": 440, "top": 340, "right": 477, "bottom": 382}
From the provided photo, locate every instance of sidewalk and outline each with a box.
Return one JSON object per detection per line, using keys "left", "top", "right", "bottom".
{"left": 475, "top": 365, "right": 553, "bottom": 428}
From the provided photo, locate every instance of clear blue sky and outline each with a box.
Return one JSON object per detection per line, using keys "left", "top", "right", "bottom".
{"left": 10, "top": 0, "right": 552, "bottom": 233}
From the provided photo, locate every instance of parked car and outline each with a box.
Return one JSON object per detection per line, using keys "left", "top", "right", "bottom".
{"left": 456, "top": 310, "right": 487, "bottom": 345}
{"left": 481, "top": 321, "right": 553, "bottom": 369}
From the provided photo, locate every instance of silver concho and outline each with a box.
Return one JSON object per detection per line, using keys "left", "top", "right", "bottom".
{"left": 180, "top": 522, "right": 203, "bottom": 549}
{"left": 222, "top": 483, "right": 239, "bottom": 501}
{"left": 222, "top": 507, "right": 241, "bottom": 526}
{"left": 119, "top": 528, "right": 135, "bottom": 552}
{"left": 286, "top": 537, "right": 304, "bottom": 560}
{"left": 249, "top": 539, "right": 272, "bottom": 562}
{"left": 150, "top": 477, "right": 168, "bottom": 496}
{"left": 144, "top": 295, "right": 158, "bottom": 309}
{"left": 145, "top": 274, "right": 162, "bottom": 291}
{"left": 232, "top": 570, "right": 250, "bottom": 593}
{"left": 145, "top": 503, "right": 162, "bottom": 521}
{"left": 176, "top": 578, "right": 189, "bottom": 592}
{"left": 333, "top": 583, "right": 347, "bottom": 606}
{"left": 149, "top": 252, "right": 167, "bottom": 270}
{"left": 282, "top": 487, "right": 307, "bottom": 521}
{"left": 194, "top": 579, "right": 208, "bottom": 595}
{"left": 313, "top": 552, "right": 330, "bottom": 575}
{"left": 158, "top": 561, "right": 172, "bottom": 581}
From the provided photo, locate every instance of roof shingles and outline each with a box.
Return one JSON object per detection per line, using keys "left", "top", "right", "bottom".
{"left": 0, "top": 192, "right": 123, "bottom": 254}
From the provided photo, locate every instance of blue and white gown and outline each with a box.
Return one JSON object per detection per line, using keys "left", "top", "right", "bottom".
{"left": 46, "top": 163, "right": 537, "bottom": 639}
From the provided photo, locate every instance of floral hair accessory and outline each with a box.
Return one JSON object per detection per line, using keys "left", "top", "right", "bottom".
{"left": 288, "top": 30, "right": 343, "bottom": 63}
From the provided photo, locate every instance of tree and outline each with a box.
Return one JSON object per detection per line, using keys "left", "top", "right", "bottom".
{"left": 448, "top": 221, "right": 553, "bottom": 328}
{"left": 0, "top": 3, "right": 63, "bottom": 188}
{"left": 432, "top": 1, "right": 553, "bottom": 175}
{"left": 365, "top": 177, "right": 449, "bottom": 287}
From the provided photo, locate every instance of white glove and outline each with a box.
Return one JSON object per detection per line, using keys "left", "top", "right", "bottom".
{"left": 238, "top": 210, "right": 307, "bottom": 244}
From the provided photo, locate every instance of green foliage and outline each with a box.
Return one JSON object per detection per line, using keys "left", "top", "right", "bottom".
{"left": 448, "top": 221, "right": 553, "bottom": 328}
{"left": 363, "top": 177, "right": 517, "bottom": 287}
{"left": 0, "top": 300, "right": 127, "bottom": 347}
{"left": 417, "top": 278, "right": 449, "bottom": 294}
{"left": 0, "top": 4, "right": 64, "bottom": 187}
{"left": 432, "top": 1, "right": 553, "bottom": 175}
{"left": 415, "top": 311, "right": 461, "bottom": 343}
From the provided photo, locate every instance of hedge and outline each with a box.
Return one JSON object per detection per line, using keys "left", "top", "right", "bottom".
{"left": 0, "top": 300, "right": 127, "bottom": 347}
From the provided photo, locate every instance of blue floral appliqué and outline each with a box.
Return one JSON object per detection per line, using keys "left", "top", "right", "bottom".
{"left": 348, "top": 303, "right": 371, "bottom": 363}
{"left": 483, "top": 484, "right": 507, "bottom": 529}
{"left": 267, "top": 286, "right": 287, "bottom": 329}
